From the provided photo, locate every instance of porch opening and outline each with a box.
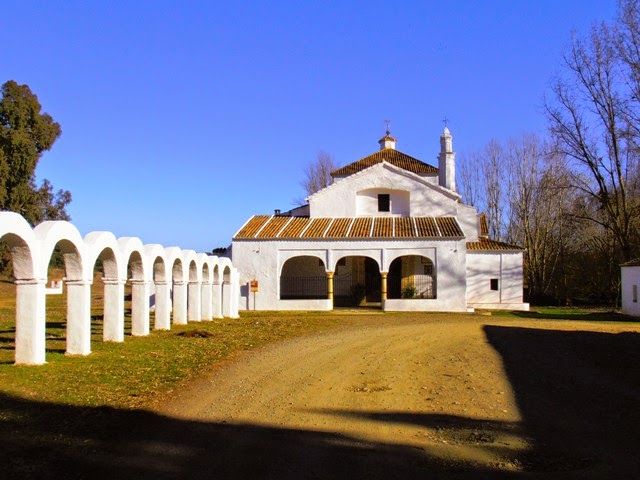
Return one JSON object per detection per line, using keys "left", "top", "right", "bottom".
{"left": 280, "top": 256, "right": 328, "bottom": 299}
{"left": 334, "top": 256, "right": 381, "bottom": 307}
{"left": 388, "top": 255, "right": 436, "bottom": 299}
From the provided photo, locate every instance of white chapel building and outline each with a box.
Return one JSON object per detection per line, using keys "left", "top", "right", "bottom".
{"left": 232, "top": 129, "right": 529, "bottom": 312}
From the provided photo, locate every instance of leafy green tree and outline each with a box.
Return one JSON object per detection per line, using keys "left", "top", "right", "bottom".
{"left": 0, "top": 80, "right": 71, "bottom": 224}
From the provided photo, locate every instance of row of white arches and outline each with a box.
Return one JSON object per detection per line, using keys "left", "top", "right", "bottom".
{"left": 0, "top": 212, "right": 240, "bottom": 365}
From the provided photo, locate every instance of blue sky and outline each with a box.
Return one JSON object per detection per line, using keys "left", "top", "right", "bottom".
{"left": 1, "top": 1, "right": 617, "bottom": 252}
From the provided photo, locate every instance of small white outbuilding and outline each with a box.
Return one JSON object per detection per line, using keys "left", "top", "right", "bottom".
{"left": 621, "top": 259, "right": 640, "bottom": 317}
{"left": 232, "top": 128, "right": 529, "bottom": 312}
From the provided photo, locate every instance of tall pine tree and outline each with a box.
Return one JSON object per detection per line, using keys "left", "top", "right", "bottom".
{"left": 0, "top": 80, "right": 71, "bottom": 224}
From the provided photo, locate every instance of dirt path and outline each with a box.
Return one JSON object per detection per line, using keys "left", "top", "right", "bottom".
{"left": 155, "top": 316, "right": 640, "bottom": 478}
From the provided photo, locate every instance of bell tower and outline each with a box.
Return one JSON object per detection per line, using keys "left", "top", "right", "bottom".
{"left": 438, "top": 127, "right": 456, "bottom": 192}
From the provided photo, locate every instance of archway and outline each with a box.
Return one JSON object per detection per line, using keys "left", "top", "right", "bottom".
{"left": 333, "top": 256, "right": 381, "bottom": 307}
{"left": 388, "top": 255, "right": 436, "bottom": 299}
{"left": 280, "top": 256, "right": 327, "bottom": 300}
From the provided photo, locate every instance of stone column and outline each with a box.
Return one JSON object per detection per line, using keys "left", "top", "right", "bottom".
{"left": 327, "top": 271, "right": 334, "bottom": 309}
{"left": 380, "top": 272, "right": 388, "bottom": 311}
{"left": 131, "top": 279, "right": 150, "bottom": 336}
{"left": 15, "top": 278, "right": 47, "bottom": 365}
{"left": 188, "top": 281, "right": 202, "bottom": 321}
{"left": 102, "top": 278, "right": 125, "bottom": 342}
{"left": 229, "top": 268, "right": 240, "bottom": 318}
{"left": 212, "top": 281, "right": 222, "bottom": 319}
{"left": 154, "top": 280, "right": 171, "bottom": 330}
{"left": 201, "top": 282, "right": 213, "bottom": 321}
{"left": 172, "top": 280, "right": 188, "bottom": 325}
{"left": 65, "top": 279, "right": 92, "bottom": 355}
{"left": 222, "top": 281, "right": 231, "bottom": 317}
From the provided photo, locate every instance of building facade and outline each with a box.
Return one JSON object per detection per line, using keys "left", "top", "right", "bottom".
{"left": 621, "top": 259, "right": 640, "bottom": 317}
{"left": 232, "top": 129, "right": 529, "bottom": 312}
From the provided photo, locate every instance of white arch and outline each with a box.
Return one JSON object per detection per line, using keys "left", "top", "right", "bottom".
{"left": 219, "top": 257, "right": 234, "bottom": 318}
{"left": 84, "top": 231, "right": 124, "bottom": 342}
{"left": 35, "top": 220, "right": 91, "bottom": 357}
{"left": 0, "top": 212, "right": 241, "bottom": 365}
{"left": 118, "top": 237, "right": 149, "bottom": 336}
{"left": 145, "top": 244, "right": 171, "bottom": 330}
{"left": 0, "top": 212, "right": 43, "bottom": 364}
{"left": 183, "top": 249, "right": 202, "bottom": 321}
{"left": 210, "top": 256, "right": 223, "bottom": 319}
{"left": 34, "top": 220, "right": 87, "bottom": 280}
{"left": 0, "top": 211, "right": 38, "bottom": 280}
{"left": 166, "top": 247, "right": 187, "bottom": 325}
{"left": 198, "top": 253, "right": 214, "bottom": 321}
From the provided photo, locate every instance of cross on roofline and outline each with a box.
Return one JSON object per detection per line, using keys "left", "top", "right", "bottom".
{"left": 442, "top": 116, "right": 449, "bottom": 128}
{"left": 384, "top": 119, "right": 391, "bottom": 135}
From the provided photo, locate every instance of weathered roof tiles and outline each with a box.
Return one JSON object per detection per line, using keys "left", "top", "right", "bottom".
{"left": 233, "top": 215, "right": 464, "bottom": 240}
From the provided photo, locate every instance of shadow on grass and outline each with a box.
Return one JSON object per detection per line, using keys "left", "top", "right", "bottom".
{"left": 484, "top": 325, "right": 640, "bottom": 476}
{"left": 0, "top": 392, "right": 515, "bottom": 480}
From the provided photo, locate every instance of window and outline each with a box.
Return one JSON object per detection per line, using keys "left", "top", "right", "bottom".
{"left": 490, "top": 279, "right": 499, "bottom": 291}
{"left": 633, "top": 284, "right": 638, "bottom": 303}
{"left": 378, "top": 194, "right": 390, "bottom": 212}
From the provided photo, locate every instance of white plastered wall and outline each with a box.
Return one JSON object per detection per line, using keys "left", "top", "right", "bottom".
{"left": 309, "top": 163, "right": 460, "bottom": 218}
{"left": 466, "top": 251, "right": 529, "bottom": 311}
{"left": 232, "top": 238, "right": 469, "bottom": 312}
{"left": 621, "top": 265, "right": 640, "bottom": 317}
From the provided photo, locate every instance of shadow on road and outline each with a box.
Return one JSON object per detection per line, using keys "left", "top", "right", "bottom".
{"left": 0, "top": 391, "right": 518, "bottom": 479}
{"left": 483, "top": 325, "right": 640, "bottom": 476}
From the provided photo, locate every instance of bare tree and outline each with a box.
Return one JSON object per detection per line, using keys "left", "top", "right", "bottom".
{"left": 294, "top": 150, "right": 338, "bottom": 205}
{"left": 545, "top": 13, "right": 639, "bottom": 263}
{"left": 481, "top": 139, "right": 509, "bottom": 241}
{"left": 457, "top": 151, "right": 483, "bottom": 209}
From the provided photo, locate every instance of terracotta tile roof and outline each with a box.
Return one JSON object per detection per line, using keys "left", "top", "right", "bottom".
{"left": 325, "top": 218, "right": 352, "bottom": 238}
{"left": 331, "top": 148, "right": 438, "bottom": 176}
{"left": 278, "top": 216, "right": 309, "bottom": 238}
{"left": 466, "top": 238, "right": 524, "bottom": 251}
{"left": 349, "top": 217, "right": 373, "bottom": 238}
{"left": 255, "top": 216, "right": 290, "bottom": 238}
{"left": 415, "top": 217, "right": 439, "bottom": 237}
{"left": 234, "top": 215, "right": 270, "bottom": 238}
{"left": 436, "top": 217, "right": 464, "bottom": 237}
{"left": 372, "top": 217, "right": 393, "bottom": 237}
{"left": 233, "top": 216, "right": 465, "bottom": 240}
{"left": 394, "top": 217, "right": 416, "bottom": 237}
{"left": 301, "top": 218, "right": 331, "bottom": 238}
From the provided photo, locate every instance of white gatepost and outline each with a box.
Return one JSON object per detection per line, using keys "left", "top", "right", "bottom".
{"left": 65, "top": 279, "right": 92, "bottom": 355}
{"left": 102, "top": 278, "right": 126, "bottom": 342}
{"left": 15, "top": 278, "right": 47, "bottom": 365}
{"left": 187, "top": 281, "right": 202, "bottom": 321}
{"left": 131, "top": 280, "right": 150, "bottom": 336}
{"left": 172, "top": 280, "right": 188, "bottom": 325}
{"left": 212, "top": 280, "right": 223, "bottom": 319}
{"left": 201, "top": 281, "right": 213, "bottom": 321}
{"left": 230, "top": 268, "right": 240, "bottom": 318}
{"left": 154, "top": 280, "right": 171, "bottom": 330}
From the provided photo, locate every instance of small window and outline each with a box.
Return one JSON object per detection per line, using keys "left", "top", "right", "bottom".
{"left": 490, "top": 279, "right": 499, "bottom": 291}
{"left": 633, "top": 284, "right": 638, "bottom": 303}
{"left": 378, "top": 194, "right": 390, "bottom": 212}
